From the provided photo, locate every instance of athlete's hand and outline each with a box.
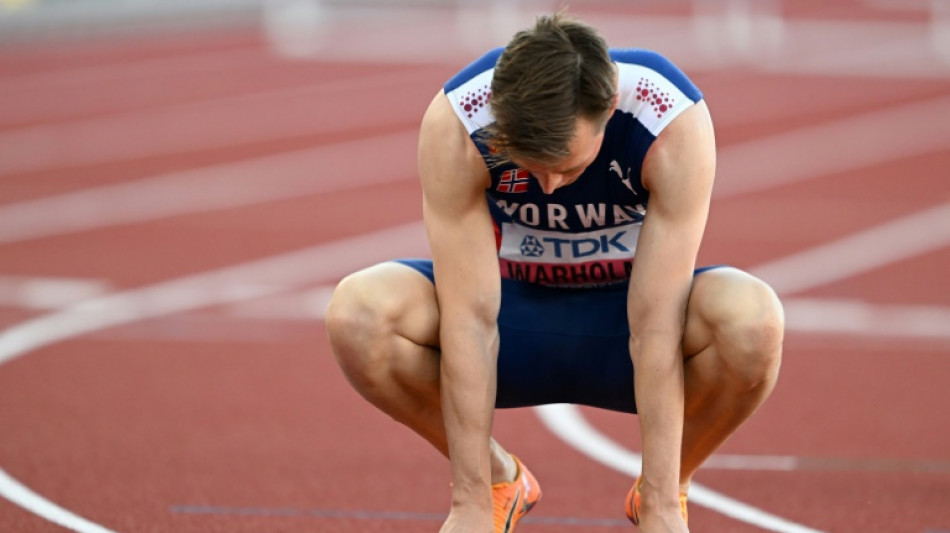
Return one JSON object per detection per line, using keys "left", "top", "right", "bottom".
{"left": 439, "top": 502, "right": 493, "bottom": 533}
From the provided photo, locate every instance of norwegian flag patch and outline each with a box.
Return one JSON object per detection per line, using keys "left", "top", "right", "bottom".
{"left": 497, "top": 169, "right": 531, "bottom": 193}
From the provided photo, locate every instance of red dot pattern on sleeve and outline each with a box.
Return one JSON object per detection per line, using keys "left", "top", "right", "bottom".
{"left": 460, "top": 86, "right": 492, "bottom": 119}
{"left": 635, "top": 78, "right": 675, "bottom": 119}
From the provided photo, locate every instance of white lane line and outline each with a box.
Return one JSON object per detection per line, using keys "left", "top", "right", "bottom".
{"left": 0, "top": 46, "right": 265, "bottom": 93}
{"left": 0, "top": 469, "right": 115, "bottom": 533}
{"left": 701, "top": 454, "right": 799, "bottom": 471}
{"left": 750, "top": 201, "right": 950, "bottom": 295}
{"left": 702, "top": 454, "right": 950, "bottom": 473}
{"left": 534, "top": 405, "right": 823, "bottom": 533}
{"left": 0, "top": 129, "right": 417, "bottom": 245}
{"left": 62, "top": 291, "right": 950, "bottom": 344}
{"left": 79, "top": 314, "right": 316, "bottom": 345}
{"left": 3, "top": 94, "right": 949, "bottom": 246}
{"left": 0, "top": 68, "right": 433, "bottom": 177}
{"left": 226, "top": 285, "right": 335, "bottom": 321}
{"left": 783, "top": 297, "right": 950, "bottom": 339}
{"left": 753, "top": 18, "right": 950, "bottom": 77}
{"left": 0, "top": 276, "right": 111, "bottom": 309}
{"left": 0, "top": 221, "right": 427, "bottom": 366}
{"left": 224, "top": 289, "right": 950, "bottom": 342}
{"left": 713, "top": 96, "right": 950, "bottom": 198}
{"left": 0, "top": 48, "right": 269, "bottom": 127}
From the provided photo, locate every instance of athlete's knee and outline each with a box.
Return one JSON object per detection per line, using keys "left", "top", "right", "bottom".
{"left": 326, "top": 263, "right": 439, "bottom": 388}
{"left": 325, "top": 268, "right": 403, "bottom": 383}
{"left": 694, "top": 269, "right": 784, "bottom": 390}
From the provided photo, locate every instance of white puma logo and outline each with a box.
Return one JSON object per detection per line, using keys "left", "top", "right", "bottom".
{"left": 609, "top": 160, "right": 636, "bottom": 194}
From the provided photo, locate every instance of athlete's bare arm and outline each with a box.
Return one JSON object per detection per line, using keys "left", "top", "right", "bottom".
{"left": 418, "top": 91, "right": 499, "bottom": 531}
{"left": 628, "top": 100, "right": 716, "bottom": 530}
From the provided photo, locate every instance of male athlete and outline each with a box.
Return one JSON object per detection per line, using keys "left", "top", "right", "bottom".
{"left": 326, "top": 12, "right": 783, "bottom": 533}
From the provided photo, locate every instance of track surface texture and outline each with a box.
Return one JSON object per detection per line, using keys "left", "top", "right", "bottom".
{"left": 1, "top": 1, "right": 949, "bottom": 532}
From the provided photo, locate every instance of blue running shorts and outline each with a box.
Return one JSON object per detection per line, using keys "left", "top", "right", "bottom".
{"left": 392, "top": 258, "right": 725, "bottom": 414}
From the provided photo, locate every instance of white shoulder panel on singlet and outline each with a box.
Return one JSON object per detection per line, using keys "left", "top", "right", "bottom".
{"left": 444, "top": 69, "right": 495, "bottom": 135}
{"left": 615, "top": 62, "right": 696, "bottom": 137}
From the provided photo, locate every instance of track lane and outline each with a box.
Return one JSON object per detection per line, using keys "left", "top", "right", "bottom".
{"left": 1, "top": 14, "right": 949, "bottom": 533}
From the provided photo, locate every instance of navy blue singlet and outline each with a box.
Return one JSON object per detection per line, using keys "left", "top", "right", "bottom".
{"left": 396, "top": 48, "right": 718, "bottom": 413}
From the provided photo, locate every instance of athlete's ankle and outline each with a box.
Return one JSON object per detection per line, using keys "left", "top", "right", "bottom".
{"left": 489, "top": 447, "right": 517, "bottom": 485}
{"left": 679, "top": 479, "right": 691, "bottom": 496}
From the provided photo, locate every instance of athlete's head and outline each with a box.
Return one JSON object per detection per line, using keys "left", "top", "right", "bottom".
{"left": 486, "top": 12, "right": 618, "bottom": 193}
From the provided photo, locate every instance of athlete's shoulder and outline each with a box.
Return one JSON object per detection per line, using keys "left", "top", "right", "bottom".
{"left": 610, "top": 48, "right": 703, "bottom": 137}
{"left": 419, "top": 92, "right": 492, "bottom": 187}
{"left": 610, "top": 48, "right": 702, "bottom": 101}
{"left": 445, "top": 47, "right": 504, "bottom": 93}
{"left": 443, "top": 48, "right": 503, "bottom": 135}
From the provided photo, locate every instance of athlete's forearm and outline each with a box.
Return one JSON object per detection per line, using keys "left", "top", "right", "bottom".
{"left": 440, "top": 318, "right": 499, "bottom": 507}
{"left": 630, "top": 329, "right": 685, "bottom": 507}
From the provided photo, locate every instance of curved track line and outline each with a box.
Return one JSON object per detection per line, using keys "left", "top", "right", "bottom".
{"left": 1, "top": 202, "right": 947, "bottom": 530}
{"left": 0, "top": 222, "right": 426, "bottom": 368}
{"left": 532, "top": 200, "right": 950, "bottom": 530}
{"left": 0, "top": 469, "right": 116, "bottom": 533}
{"left": 534, "top": 405, "right": 824, "bottom": 533}
{"left": 0, "top": 222, "right": 427, "bottom": 532}
{"left": 0, "top": 212, "right": 805, "bottom": 532}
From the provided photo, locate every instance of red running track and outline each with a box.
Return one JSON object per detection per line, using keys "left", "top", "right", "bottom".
{"left": 1, "top": 8, "right": 949, "bottom": 533}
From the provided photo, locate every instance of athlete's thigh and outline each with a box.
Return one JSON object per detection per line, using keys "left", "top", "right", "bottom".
{"left": 495, "top": 281, "right": 637, "bottom": 413}
{"left": 346, "top": 259, "right": 441, "bottom": 348}
{"left": 681, "top": 265, "right": 764, "bottom": 357}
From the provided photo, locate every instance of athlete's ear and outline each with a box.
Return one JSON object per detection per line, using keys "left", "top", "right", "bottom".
{"left": 609, "top": 65, "right": 620, "bottom": 115}
{"left": 600, "top": 94, "right": 620, "bottom": 131}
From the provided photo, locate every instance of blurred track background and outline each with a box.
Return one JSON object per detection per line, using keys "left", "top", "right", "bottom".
{"left": 1, "top": 1, "right": 949, "bottom": 531}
